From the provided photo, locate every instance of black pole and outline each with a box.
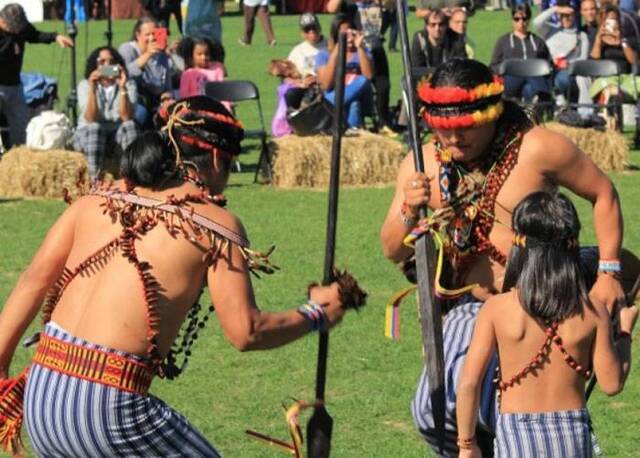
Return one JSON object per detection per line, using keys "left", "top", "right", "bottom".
{"left": 104, "top": 0, "right": 113, "bottom": 47}
{"left": 306, "top": 31, "right": 347, "bottom": 458}
{"left": 396, "top": 0, "right": 446, "bottom": 452}
{"left": 66, "top": 0, "right": 78, "bottom": 127}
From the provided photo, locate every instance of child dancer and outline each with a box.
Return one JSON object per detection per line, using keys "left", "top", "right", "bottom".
{"left": 179, "top": 37, "right": 229, "bottom": 111}
{"left": 456, "top": 191, "right": 637, "bottom": 457}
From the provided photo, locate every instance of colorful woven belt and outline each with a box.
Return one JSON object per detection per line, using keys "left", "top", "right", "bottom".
{"left": 32, "top": 334, "right": 154, "bottom": 395}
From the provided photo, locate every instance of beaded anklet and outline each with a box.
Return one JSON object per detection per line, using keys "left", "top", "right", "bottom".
{"left": 297, "top": 301, "right": 328, "bottom": 332}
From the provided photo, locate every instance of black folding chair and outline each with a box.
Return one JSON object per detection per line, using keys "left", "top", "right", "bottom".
{"left": 567, "top": 59, "right": 624, "bottom": 131}
{"left": 498, "top": 58, "right": 554, "bottom": 120}
{"left": 204, "top": 80, "right": 271, "bottom": 183}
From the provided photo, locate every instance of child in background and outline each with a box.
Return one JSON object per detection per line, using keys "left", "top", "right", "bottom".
{"left": 456, "top": 191, "right": 637, "bottom": 457}
{"left": 178, "top": 37, "right": 231, "bottom": 111}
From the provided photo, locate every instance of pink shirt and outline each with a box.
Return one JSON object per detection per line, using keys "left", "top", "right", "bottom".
{"left": 179, "top": 62, "right": 231, "bottom": 111}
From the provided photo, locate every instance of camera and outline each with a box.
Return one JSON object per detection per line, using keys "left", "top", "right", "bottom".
{"left": 605, "top": 18, "right": 617, "bottom": 33}
{"left": 99, "top": 65, "right": 120, "bottom": 79}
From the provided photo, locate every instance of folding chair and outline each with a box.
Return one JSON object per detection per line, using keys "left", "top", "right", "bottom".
{"left": 567, "top": 59, "right": 624, "bottom": 131}
{"left": 204, "top": 80, "right": 272, "bottom": 183}
{"left": 498, "top": 58, "right": 554, "bottom": 121}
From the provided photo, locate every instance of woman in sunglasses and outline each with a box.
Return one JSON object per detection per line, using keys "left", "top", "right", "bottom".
{"left": 490, "top": 3, "right": 552, "bottom": 102}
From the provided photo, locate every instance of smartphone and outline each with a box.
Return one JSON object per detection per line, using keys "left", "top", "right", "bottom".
{"left": 153, "top": 27, "right": 168, "bottom": 50}
{"left": 605, "top": 18, "right": 617, "bottom": 33}
{"left": 99, "top": 65, "right": 120, "bottom": 79}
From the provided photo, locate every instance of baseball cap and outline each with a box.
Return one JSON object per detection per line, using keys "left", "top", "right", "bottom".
{"left": 0, "top": 3, "right": 29, "bottom": 35}
{"left": 299, "top": 13, "right": 320, "bottom": 30}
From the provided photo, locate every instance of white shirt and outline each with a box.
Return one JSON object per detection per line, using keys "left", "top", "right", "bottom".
{"left": 288, "top": 38, "right": 328, "bottom": 77}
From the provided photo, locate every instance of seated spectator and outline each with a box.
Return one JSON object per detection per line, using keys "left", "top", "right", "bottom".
{"left": 581, "top": 0, "right": 599, "bottom": 50}
{"left": 178, "top": 37, "right": 230, "bottom": 111}
{"left": 410, "top": 9, "right": 467, "bottom": 68}
{"left": 316, "top": 15, "right": 374, "bottom": 129}
{"left": 73, "top": 47, "right": 139, "bottom": 178}
{"left": 540, "top": 0, "right": 580, "bottom": 26}
{"left": 490, "top": 4, "right": 552, "bottom": 102}
{"left": 448, "top": 7, "right": 474, "bottom": 59}
{"left": 0, "top": 3, "right": 73, "bottom": 147}
{"left": 589, "top": 4, "right": 638, "bottom": 102}
{"left": 285, "top": 13, "right": 328, "bottom": 110}
{"left": 534, "top": 2, "right": 589, "bottom": 101}
{"left": 118, "top": 17, "right": 173, "bottom": 127}
{"left": 600, "top": 0, "right": 640, "bottom": 50}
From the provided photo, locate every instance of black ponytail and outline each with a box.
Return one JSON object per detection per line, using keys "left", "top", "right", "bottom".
{"left": 120, "top": 131, "right": 176, "bottom": 188}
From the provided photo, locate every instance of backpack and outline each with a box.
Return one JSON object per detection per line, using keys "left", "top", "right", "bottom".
{"left": 26, "top": 110, "right": 72, "bottom": 150}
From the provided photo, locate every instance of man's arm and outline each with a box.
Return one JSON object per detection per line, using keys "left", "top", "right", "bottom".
{"left": 526, "top": 127, "right": 625, "bottom": 310}
{"left": 380, "top": 149, "right": 433, "bottom": 262}
{"left": 0, "top": 200, "right": 79, "bottom": 378}
{"left": 489, "top": 36, "right": 505, "bottom": 73}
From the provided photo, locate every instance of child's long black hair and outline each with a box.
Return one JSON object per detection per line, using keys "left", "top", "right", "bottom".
{"left": 502, "top": 191, "right": 590, "bottom": 322}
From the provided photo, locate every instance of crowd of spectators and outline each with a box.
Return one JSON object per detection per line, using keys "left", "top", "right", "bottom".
{"left": 6, "top": 0, "right": 640, "bottom": 176}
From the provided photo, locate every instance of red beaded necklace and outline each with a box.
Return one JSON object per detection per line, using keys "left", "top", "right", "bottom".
{"left": 496, "top": 321, "right": 593, "bottom": 392}
{"left": 433, "top": 122, "right": 524, "bottom": 274}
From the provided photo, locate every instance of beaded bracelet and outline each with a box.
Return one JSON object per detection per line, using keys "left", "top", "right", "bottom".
{"left": 297, "top": 301, "right": 328, "bottom": 332}
{"left": 400, "top": 202, "right": 418, "bottom": 228}
{"left": 598, "top": 259, "right": 622, "bottom": 274}
{"left": 457, "top": 436, "right": 475, "bottom": 450}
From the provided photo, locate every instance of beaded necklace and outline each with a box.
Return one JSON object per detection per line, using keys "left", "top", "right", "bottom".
{"left": 432, "top": 122, "right": 523, "bottom": 275}
{"left": 44, "top": 181, "right": 276, "bottom": 380}
{"left": 496, "top": 320, "right": 592, "bottom": 392}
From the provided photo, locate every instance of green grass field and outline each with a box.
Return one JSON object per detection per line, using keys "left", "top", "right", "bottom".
{"left": 1, "top": 10, "right": 639, "bottom": 457}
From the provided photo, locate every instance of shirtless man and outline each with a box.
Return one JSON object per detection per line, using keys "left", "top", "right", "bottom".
{"left": 0, "top": 97, "right": 362, "bottom": 456}
{"left": 380, "top": 59, "right": 630, "bottom": 456}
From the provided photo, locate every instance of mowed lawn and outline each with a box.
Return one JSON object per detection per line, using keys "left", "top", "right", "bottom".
{"left": 0, "top": 9, "right": 638, "bottom": 457}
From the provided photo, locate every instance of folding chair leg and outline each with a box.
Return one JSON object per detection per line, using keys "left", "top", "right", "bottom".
{"left": 253, "top": 136, "right": 272, "bottom": 184}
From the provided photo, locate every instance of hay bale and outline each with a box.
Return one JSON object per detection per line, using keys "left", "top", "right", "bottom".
{"left": 543, "top": 122, "right": 629, "bottom": 172}
{"left": 0, "top": 147, "right": 90, "bottom": 199}
{"left": 272, "top": 131, "right": 406, "bottom": 188}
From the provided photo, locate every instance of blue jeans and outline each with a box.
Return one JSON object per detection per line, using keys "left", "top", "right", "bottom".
{"left": 324, "top": 76, "right": 374, "bottom": 128}
{"left": 504, "top": 75, "right": 551, "bottom": 102}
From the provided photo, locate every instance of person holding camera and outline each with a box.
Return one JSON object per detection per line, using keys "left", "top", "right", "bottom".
{"left": 0, "top": 3, "right": 73, "bottom": 147}
{"left": 589, "top": 5, "right": 638, "bottom": 101}
{"left": 316, "top": 15, "right": 374, "bottom": 130}
{"left": 119, "top": 17, "right": 173, "bottom": 127}
{"left": 73, "top": 46, "right": 140, "bottom": 178}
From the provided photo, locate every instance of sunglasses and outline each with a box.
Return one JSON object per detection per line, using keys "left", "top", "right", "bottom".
{"left": 512, "top": 16, "right": 528, "bottom": 22}
{"left": 560, "top": 13, "right": 575, "bottom": 18}
{"left": 428, "top": 22, "right": 445, "bottom": 28}
{"left": 302, "top": 26, "right": 319, "bottom": 33}
{"left": 96, "top": 58, "right": 115, "bottom": 65}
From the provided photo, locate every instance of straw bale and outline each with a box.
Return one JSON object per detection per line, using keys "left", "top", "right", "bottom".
{"left": 0, "top": 147, "right": 90, "bottom": 199}
{"left": 271, "top": 131, "right": 406, "bottom": 188}
{"left": 543, "top": 122, "right": 629, "bottom": 172}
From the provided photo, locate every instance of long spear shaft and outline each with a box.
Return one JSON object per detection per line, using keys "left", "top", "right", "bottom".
{"left": 396, "top": 0, "right": 446, "bottom": 452}
{"left": 306, "top": 31, "right": 347, "bottom": 458}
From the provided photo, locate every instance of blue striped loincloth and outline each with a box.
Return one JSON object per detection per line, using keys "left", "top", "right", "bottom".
{"left": 24, "top": 322, "right": 220, "bottom": 457}
{"left": 495, "top": 409, "right": 592, "bottom": 457}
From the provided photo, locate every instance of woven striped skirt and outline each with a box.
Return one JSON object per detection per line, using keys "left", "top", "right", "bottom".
{"left": 495, "top": 409, "right": 592, "bottom": 457}
{"left": 24, "top": 322, "right": 220, "bottom": 457}
{"left": 411, "top": 296, "right": 498, "bottom": 457}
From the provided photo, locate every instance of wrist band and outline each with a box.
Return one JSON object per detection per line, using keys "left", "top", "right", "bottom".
{"left": 598, "top": 259, "right": 622, "bottom": 274}
{"left": 619, "top": 331, "right": 632, "bottom": 341}
{"left": 457, "top": 436, "right": 475, "bottom": 450}
{"left": 400, "top": 202, "right": 417, "bottom": 228}
{"left": 297, "top": 300, "right": 328, "bottom": 332}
